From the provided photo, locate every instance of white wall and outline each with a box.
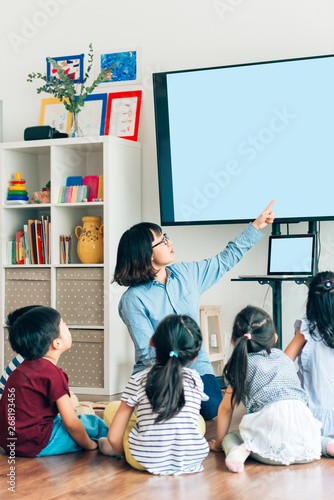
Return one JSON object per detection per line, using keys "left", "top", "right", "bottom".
{"left": 1, "top": 0, "right": 334, "bottom": 354}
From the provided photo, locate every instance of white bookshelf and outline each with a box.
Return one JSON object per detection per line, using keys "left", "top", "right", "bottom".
{"left": 0, "top": 136, "right": 141, "bottom": 395}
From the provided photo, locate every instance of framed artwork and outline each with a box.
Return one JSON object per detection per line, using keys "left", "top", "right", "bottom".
{"left": 47, "top": 53, "right": 84, "bottom": 83}
{"left": 98, "top": 49, "right": 140, "bottom": 85}
{"left": 40, "top": 97, "right": 72, "bottom": 133}
{"left": 105, "top": 91, "right": 142, "bottom": 141}
{"left": 79, "top": 93, "right": 108, "bottom": 136}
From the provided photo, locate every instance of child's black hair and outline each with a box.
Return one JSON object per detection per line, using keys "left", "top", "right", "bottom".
{"left": 145, "top": 314, "right": 202, "bottom": 423}
{"left": 306, "top": 271, "right": 334, "bottom": 349}
{"left": 7, "top": 306, "right": 61, "bottom": 360}
{"left": 224, "top": 305, "right": 276, "bottom": 406}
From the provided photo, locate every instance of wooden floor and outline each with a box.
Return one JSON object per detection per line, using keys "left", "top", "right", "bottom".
{"left": 1, "top": 396, "right": 333, "bottom": 500}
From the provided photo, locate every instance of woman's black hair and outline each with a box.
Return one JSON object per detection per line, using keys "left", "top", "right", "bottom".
{"left": 113, "top": 222, "right": 163, "bottom": 286}
{"left": 145, "top": 314, "right": 202, "bottom": 423}
{"left": 224, "top": 305, "right": 276, "bottom": 406}
{"left": 8, "top": 306, "right": 61, "bottom": 360}
{"left": 306, "top": 271, "right": 334, "bottom": 349}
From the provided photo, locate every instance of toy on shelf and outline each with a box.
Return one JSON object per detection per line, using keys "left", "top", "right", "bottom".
{"left": 97, "top": 175, "right": 104, "bottom": 199}
{"left": 31, "top": 181, "right": 51, "bottom": 204}
{"left": 83, "top": 175, "right": 99, "bottom": 202}
{"left": 6, "top": 172, "right": 29, "bottom": 204}
{"left": 66, "top": 176, "right": 83, "bottom": 186}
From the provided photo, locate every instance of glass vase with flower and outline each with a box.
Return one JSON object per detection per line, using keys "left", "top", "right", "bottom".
{"left": 27, "top": 43, "right": 113, "bottom": 138}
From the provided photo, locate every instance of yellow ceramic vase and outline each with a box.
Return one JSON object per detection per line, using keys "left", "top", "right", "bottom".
{"left": 75, "top": 216, "right": 104, "bottom": 264}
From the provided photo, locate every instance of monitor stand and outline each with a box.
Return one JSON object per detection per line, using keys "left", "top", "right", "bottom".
{"left": 231, "top": 221, "right": 319, "bottom": 349}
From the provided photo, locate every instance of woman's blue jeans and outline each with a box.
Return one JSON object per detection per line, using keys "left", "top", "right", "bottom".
{"left": 200, "top": 374, "right": 223, "bottom": 421}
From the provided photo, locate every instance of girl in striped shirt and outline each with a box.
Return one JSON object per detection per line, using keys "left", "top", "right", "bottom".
{"left": 99, "top": 314, "right": 209, "bottom": 475}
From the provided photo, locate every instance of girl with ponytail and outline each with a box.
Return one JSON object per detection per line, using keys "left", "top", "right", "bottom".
{"left": 210, "top": 306, "right": 322, "bottom": 473}
{"left": 99, "top": 315, "right": 209, "bottom": 475}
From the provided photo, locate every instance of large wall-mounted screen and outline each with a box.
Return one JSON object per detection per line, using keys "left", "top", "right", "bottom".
{"left": 153, "top": 55, "right": 334, "bottom": 225}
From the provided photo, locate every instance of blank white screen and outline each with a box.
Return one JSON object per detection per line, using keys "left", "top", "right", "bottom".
{"left": 269, "top": 237, "right": 314, "bottom": 274}
{"left": 165, "top": 56, "right": 334, "bottom": 223}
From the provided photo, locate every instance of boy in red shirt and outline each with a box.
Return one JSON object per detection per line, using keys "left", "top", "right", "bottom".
{"left": 0, "top": 306, "right": 108, "bottom": 457}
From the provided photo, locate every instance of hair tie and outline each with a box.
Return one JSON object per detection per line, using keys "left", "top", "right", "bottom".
{"left": 244, "top": 333, "right": 252, "bottom": 340}
{"left": 169, "top": 350, "right": 178, "bottom": 358}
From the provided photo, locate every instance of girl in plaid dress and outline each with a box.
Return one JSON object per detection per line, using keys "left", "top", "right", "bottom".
{"left": 210, "top": 305, "right": 322, "bottom": 473}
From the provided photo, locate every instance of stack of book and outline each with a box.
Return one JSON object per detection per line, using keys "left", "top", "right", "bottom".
{"left": 58, "top": 185, "right": 89, "bottom": 203}
{"left": 59, "top": 235, "right": 72, "bottom": 264}
{"left": 7, "top": 216, "right": 50, "bottom": 265}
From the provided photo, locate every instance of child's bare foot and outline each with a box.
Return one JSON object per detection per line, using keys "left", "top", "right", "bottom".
{"left": 225, "top": 444, "right": 250, "bottom": 473}
{"left": 98, "top": 437, "right": 119, "bottom": 456}
{"left": 327, "top": 441, "right": 334, "bottom": 456}
{"left": 322, "top": 437, "right": 334, "bottom": 457}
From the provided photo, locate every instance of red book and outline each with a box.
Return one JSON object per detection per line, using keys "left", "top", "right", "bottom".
{"left": 18, "top": 231, "right": 24, "bottom": 264}
{"left": 35, "top": 221, "right": 44, "bottom": 264}
{"left": 15, "top": 231, "right": 24, "bottom": 265}
{"left": 67, "top": 186, "right": 73, "bottom": 203}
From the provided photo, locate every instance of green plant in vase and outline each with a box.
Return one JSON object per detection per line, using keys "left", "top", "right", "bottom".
{"left": 27, "top": 43, "right": 113, "bottom": 137}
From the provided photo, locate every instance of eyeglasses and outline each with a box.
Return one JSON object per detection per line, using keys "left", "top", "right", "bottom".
{"left": 152, "top": 233, "right": 169, "bottom": 248}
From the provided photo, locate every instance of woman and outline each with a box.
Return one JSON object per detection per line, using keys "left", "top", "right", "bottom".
{"left": 113, "top": 201, "right": 275, "bottom": 420}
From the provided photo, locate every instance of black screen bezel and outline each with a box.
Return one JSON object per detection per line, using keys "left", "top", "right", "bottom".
{"left": 267, "top": 234, "right": 316, "bottom": 276}
{"left": 153, "top": 54, "right": 334, "bottom": 226}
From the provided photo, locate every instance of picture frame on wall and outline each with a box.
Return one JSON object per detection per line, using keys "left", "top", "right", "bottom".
{"left": 105, "top": 90, "right": 142, "bottom": 141}
{"left": 97, "top": 48, "right": 141, "bottom": 85}
{"left": 47, "top": 53, "right": 84, "bottom": 84}
{"left": 40, "top": 97, "right": 72, "bottom": 133}
{"left": 79, "top": 93, "right": 108, "bottom": 136}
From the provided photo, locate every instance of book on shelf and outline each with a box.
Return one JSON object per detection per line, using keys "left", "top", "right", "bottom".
{"left": 61, "top": 186, "right": 67, "bottom": 203}
{"left": 59, "top": 235, "right": 72, "bottom": 264}
{"left": 66, "top": 186, "right": 73, "bottom": 203}
{"left": 35, "top": 221, "right": 43, "bottom": 265}
{"left": 58, "top": 186, "right": 63, "bottom": 203}
{"left": 23, "top": 224, "right": 31, "bottom": 264}
{"left": 6, "top": 242, "right": 12, "bottom": 265}
{"left": 8, "top": 217, "right": 51, "bottom": 265}
{"left": 16, "top": 231, "right": 24, "bottom": 265}
{"left": 57, "top": 184, "right": 90, "bottom": 203}
{"left": 41, "top": 215, "right": 50, "bottom": 264}
{"left": 6, "top": 241, "right": 16, "bottom": 265}
{"left": 72, "top": 185, "right": 78, "bottom": 202}
{"left": 29, "top": 220, "right": 37, "bottom": 264}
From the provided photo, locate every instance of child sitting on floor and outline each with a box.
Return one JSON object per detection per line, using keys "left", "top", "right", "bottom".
{"left": 210, "top": 305, "right": 324, "bottom": 472}
{"left": 99, "top": 314, "right": 209, "bottom": 475}
{"left": 0, "top": 306, "right": 108, "bottom": 457}
{"left": 285, "top": 271, "right": 334, "bottom": 457}
{"left": 0, "top": 305, "right": 37, "bottom": 399}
